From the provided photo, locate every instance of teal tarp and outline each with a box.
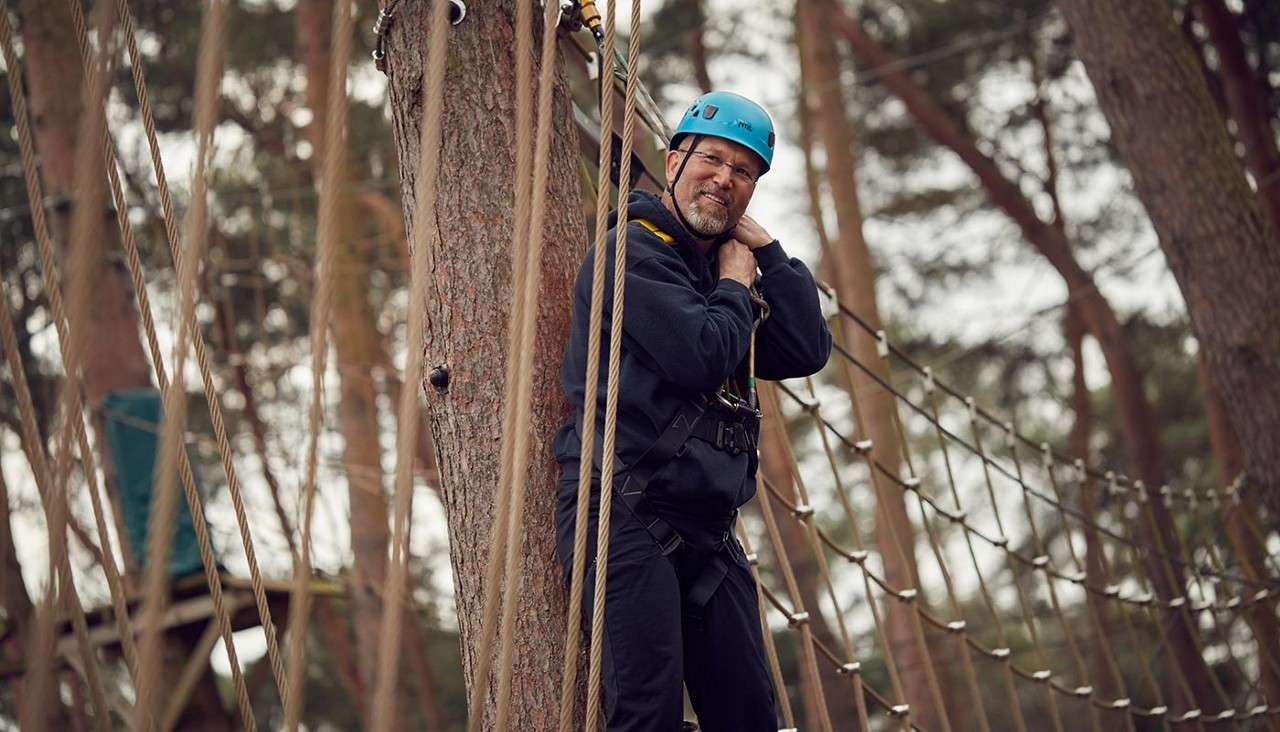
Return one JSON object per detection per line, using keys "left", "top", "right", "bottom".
{"left": 101, "top": 388, "right": 206, "bottom": 578}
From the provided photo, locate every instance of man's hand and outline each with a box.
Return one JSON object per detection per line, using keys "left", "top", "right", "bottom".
{"left": 729, "top": 214, "right": 774, "bottom": 250}
{"left": 719, "top": 240, "right": 757, "bottom": 288}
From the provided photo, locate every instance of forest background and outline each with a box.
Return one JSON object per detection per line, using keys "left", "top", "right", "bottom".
{"left": 0, "top": 0, "right": 1277, "bottom": 728}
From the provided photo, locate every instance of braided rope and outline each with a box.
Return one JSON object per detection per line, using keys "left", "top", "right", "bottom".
{"left": 13, "top": 0, "right": 125, "bottom": 725}
{"left": 103, "top": 0, "right": 293, "bottom": 702}
{"left": 582, "top": 0, "right": 648, "bottom": 726}
{"left": 492, "top": 0, "right": 565, "bottom": 727}
{"left": 465, "top": 0, "right": 536, "bottom": 726}
{"left": 0, "top": 6, "right": 125, "bottom": 726}
{"left": 368, "top": 0, "right": 450, "bottom": 728}
{"left": 557, "top": 12, "right": 620, "bottom": 732}
{"left": 129, "top": 3, "right": 259, "bottom": 730}
{"left": 285, "top": 0, "right": 356, "bottom": 726}
{"left": 0, "top": 267, "right": 109, "bottom": 730}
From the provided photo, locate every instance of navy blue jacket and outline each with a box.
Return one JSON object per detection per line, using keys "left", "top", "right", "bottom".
{"left": 554, "top": 190, "right": 831, "bottom": 550}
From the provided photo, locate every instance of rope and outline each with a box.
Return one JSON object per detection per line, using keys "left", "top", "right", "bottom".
{"left": 557, "top": 1, "right": 621, "bottom": 725}
{"left": 0, "top": 5, "right": 128, "bottom": 726}
{"left": 583, "top": 0, "right": 648, "bottom": 725}
{"left": 113, "top": 0, "right": 300, "bottom": 661}
{"left": 368, "top": 0, "right": 450, "bottom": 728}
{"left": 736, "top": 523, "right": 801, "bottom": 729}
{"left": 66, "top": 0, "right": 294, "bottom": 712}
{"left": 465, "top": 0, "right": 537, "bottom": 725}
{"left": 129, "top": 3, "right": 258, "bottom": 730}
{"left": 753, "top": 438, "right": 835, "bottom": 732}
{"left": 492, "top": 0, "right": 564, "bottom": 727}
{"left": 286, "top": 0, "right": 355, "bottom": 726}
{"left": 11, "top": 0, "right": 123, "bottom": 725}
{"left": 0, "top": 268, "right": 109, "bottom": 731}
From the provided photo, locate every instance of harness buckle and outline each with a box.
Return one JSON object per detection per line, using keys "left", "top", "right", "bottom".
{"left": 716, "top": 422, "right": 743, "bottom": 455}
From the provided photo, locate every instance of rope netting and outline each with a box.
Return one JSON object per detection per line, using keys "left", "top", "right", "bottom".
{"left": 0, "top": 0, "right": 1276, "bottom": 730}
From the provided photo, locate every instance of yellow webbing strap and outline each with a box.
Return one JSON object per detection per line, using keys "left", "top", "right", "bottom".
{"left": 633, "top": 217, "right": 674, "bottom": 244}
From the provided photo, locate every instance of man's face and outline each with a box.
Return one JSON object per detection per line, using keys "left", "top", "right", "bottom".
{"left": 664, "top": 136, "right": 761, "bottom": 237}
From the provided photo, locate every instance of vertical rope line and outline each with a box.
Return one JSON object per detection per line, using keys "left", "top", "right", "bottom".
{"left": 737, "top": 522, "right": 802, "bottom": 729}
{"left": 558, "top": 19, "right": 618, "bottom": 732}
{"left": 963, "top": 407, "right": 1065, "bottom": 732}
{"left": 1135, "top": 490, "right": 1237, "bottom": 714}
{"left": 816, "top": 365, "right": 992, "bottom": 732}
{"left": 491, "top": 0, "right": 564, "bottom": 726}
{"left": 96, "top": 0, "right": 292, "bottom": 702}
{"left": 14, "top": 0, "right": 121, "bottom": 724}
{"left": 760, "top": 385, "right": 873, "bottom": 729}
{"left": 474, "top": 0, "right": 534, "bottom": 707}
{"left": 1198, "top": 535, "right": 1280, "bottom": 712}
{"left": 1082, "top": 473, "right": 1168, "bottom": 720}
{"left": 131, "top": 3, "right": 254, "bottom": 729}
{"left": 582, "top": 0, "right": 622, "bottom": 727}
{"left": 0, "top": 0, "right": 138, "bottom": 705}
{"left": 921, "top": 383, "right": 1028, "bottom": 732}
{"left": 285, "top": 0, "right": 355, "bottom": 727}
{"left": 761, "top": 387, "right": 859, "bottom": 655}
{"left": 754, "top": 471, "right": 835, "bottom": 732}
{"left": 585, "top": 0, "right": 649, "bottom": 724}
{"left": 467, "top": 0, "right": 534, "bottom": 725}
{"left": 1042, "top": 448, "right": 1086, "bottom": 571}
{"left": 368, "top": 0, "right": 450, "bottom": 728}
{"left": 836, "top": 336, "right": 952, "bottom": 732}
{"left": 1002, "top": 427, "right": 1093, "bottom": 704}
{"left": 0, "top": 276, "right": 109, "bottom": 731}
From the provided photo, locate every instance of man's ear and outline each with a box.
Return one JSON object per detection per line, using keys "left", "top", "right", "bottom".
{"left": 663, "top": 149, "right": 682, "bottom": 188}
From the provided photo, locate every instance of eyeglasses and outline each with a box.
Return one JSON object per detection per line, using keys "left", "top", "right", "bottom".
{"left": 678, "top": 149, "right": 759, "bottom": 185}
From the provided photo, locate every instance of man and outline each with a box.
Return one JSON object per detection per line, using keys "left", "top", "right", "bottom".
{"left": 554, "top": 91, "right": 831, "bottom": 731}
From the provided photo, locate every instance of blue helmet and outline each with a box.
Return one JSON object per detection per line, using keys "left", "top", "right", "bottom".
{"left": 672, "top": 91, "right": 776, "bottom": 175}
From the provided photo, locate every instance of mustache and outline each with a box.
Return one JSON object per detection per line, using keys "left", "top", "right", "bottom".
{"left": 692, "top": 183, "right": 733, "bottom": 206}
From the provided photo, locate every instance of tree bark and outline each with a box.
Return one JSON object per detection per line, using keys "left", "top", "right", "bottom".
{"left": 1191, "top": 0, "right": 1280, "bottom": 229}
{"left": 799, "top": 2, "right": 945, "bottom": 729}
{"left": 758, "top": 416, "right": 858, "bottom": 728}
{"left": 0, "top": 460, "right": 36, "bottom": 722}
{"left": 1054, "top": 0, "right": 1280, "bottom": 528}
{"left": 1065, "top": 308, "right": 1127, "bottom": 727}
{"left": 18, "top": 0, "right": 145, "bottom": 575}
{"left": 297, "top": 1, "right": 394, "bottom": 720}
{"left": 383, "top": 2, "right": 587, "bottom": 727}
{"left": 684, "top": 0, "right": 713, "bottom": 94}
{"left": 1196, "top": 350, "right": 1280, "bottom": 713}
{"left": 831, "top": 7, "right": 1225, "bottom": 709}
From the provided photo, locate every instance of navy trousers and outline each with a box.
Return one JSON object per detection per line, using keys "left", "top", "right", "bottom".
{"left": 559, "top": 495, "right": 778, "bottom": 732}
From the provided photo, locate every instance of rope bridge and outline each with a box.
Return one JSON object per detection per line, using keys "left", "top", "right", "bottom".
{"left": 0, "top": 0, "right": 1275, "bottom": 729}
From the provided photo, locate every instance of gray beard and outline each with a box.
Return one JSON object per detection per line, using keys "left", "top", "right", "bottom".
{"left": 684, "top": 195, "right": 730, "bottom": 236}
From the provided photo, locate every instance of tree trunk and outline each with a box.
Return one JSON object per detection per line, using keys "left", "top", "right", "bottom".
{"left": 1196, "top": 350, "right": 1280, "bottom": 713}
{"left": 758, "top": 416, "right": 858, "bottom": 728}
{"left": 830, "top": 8, "right": 1225, "bottom": 709}
{"left": 18, "top": 0, "right": 144, "bottom": 575}
{"left": 684, "top": 0, "right": 713, "bottom": 94}
{"left": 1191, "top": 0, "right": 1280, "bottom": 229}
{"left": 0, "top": 460, "right": 37, "bottom": 723}
{"left": 799, "top": 2, "right": 945, "bottom": 729}
{"left": 1066, "top": 308, "right": 1127, "bottom": 727}
{"left": 1054, "top": 0, "right": 1280, "bottom": 526}
{"left": 383, "top": 2, "right": 587, "bottom": 727}
{"left": 297, "top": 1, "right": 393, "bottom": 720}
